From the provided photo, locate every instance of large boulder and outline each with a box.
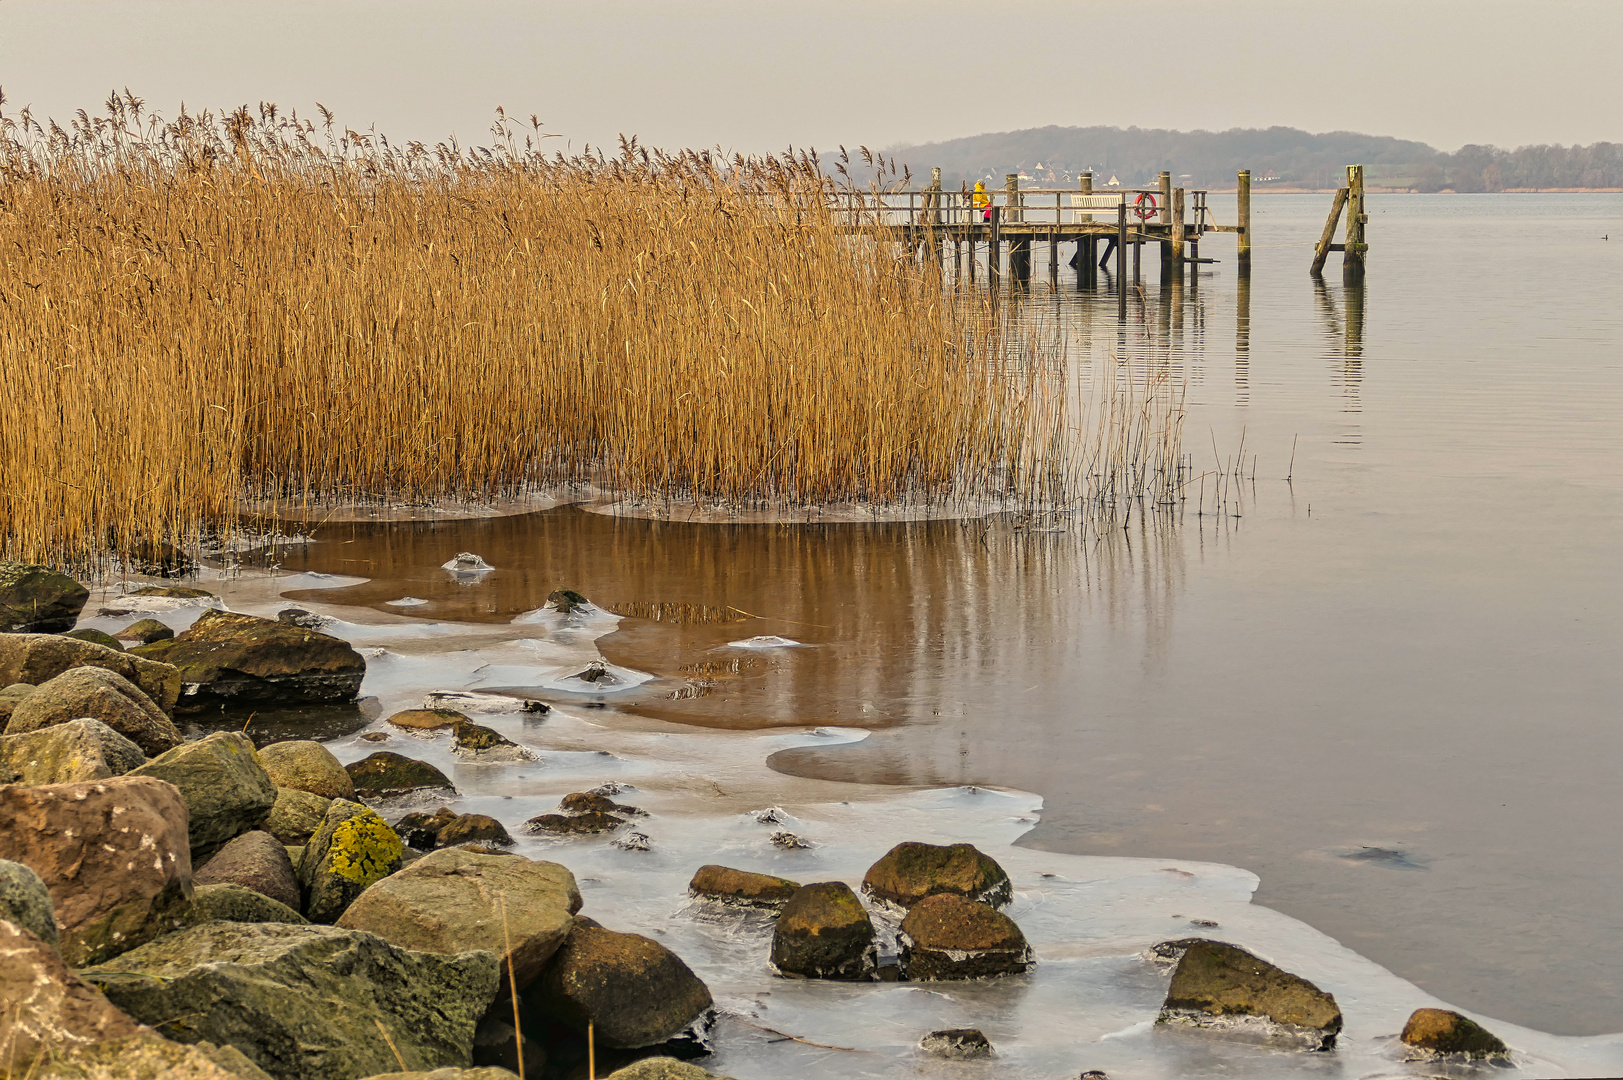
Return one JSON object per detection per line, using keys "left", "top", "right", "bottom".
{"left": 769, "top": 881, "right": 876, "bottom": 981}
{"left": 861, "top": 841, "right": 1012, "bottom": 910}
{"left": 435, "top": 813, "right": 513, "bottom": 848}
{"left": 65, "top": 627, "right": 125, "bottom": 650}
{"left": 1157, "top": 940, "right": 1343, "bottom": 1050}
{"left": 346, "top": 751, "right": 456, "bottom": 799}
{"left": 898, "top": 894, "right": 1032, "bottom": 979}
{"left": 115, "top": 617, "right": 176, "bottom": 645}
{"left": 5, "top": 666, "right": 183, "bottom": 756}
{"left": 257, "top": 739, "right": 355, "bottom": 800}
{"left": 0, "top": 776, "right": 193, "bottom": 966}
{"left": 1, "top": 859, "right": 60, "bottom": 948}
{"left": 0, "top": 918, "right": 146, "bottom": 1075}
{"left": 34, "top": 1033, "right": 275, "bottom": 1079}
{"left": 688, "top": 865, "right": 800, "bottom": 910}
{"left": 264, "top": 786, "right": 332, "bottom": 845}
{"left": 0, "top": 717, "right": 147, "bottom": 785}
{"left": 0, "top": 681, "right": 35, "bottom": 725}
{"left": 0, "top": 633, "right": 181, "bottom": 713}
{"left": 1400, "top": 1008, "right": 1508, "bottom": 1058}
{"left": 337, "top": 847, "right": 581, "bottom": 989}
{"left": 297, "top": 799, "right": 405, "bottom": 923}
{"left": 79, "top": 921, "right": 501, "bottom": 1080}
{"left": 194, "top": 830, "right": 302, "bottom": 911}
{"left": 129, "top": 731, "right": 278, "bottom": 856}
{"left": 192, "top": 883, "right": 309, "bottom": 926}
{"left": 527, "top": 920, "right": 713, "bottom": 1049}
{"left": 131, "top": 610, "right": 366, "bottom": 710}
{"left": 0, "top": 562, "right": 89, "bottom": 632}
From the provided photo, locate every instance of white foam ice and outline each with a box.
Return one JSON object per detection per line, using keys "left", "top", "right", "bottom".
{"left": 725, "top": 635, "right": 804, "bottom": 649}
{"left": 384, "top": 597, "right": 431, "bottom": 607}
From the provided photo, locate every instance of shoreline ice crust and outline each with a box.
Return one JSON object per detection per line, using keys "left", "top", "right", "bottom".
{"left": 135, "top": 569, "right": 1623, "bottom": 1079}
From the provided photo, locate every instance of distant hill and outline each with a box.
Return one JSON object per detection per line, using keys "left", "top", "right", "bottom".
{"left": 884, "top": 125, "right": 1623, "bottom": 192}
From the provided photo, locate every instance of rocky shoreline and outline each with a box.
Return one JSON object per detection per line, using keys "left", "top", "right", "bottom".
{"left": 0, "top": 561, "right": 1537, "bottom": 1079}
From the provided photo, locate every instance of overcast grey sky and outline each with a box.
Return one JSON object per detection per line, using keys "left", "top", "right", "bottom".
{"left": 5, "top": 1, "right": 1619, "bottom": 155}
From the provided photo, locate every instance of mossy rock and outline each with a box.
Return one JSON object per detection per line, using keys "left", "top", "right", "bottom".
{"left": 297, "top": 799, "right": 405, "bottom": 923}
{"left": 346, "top": 751, "right": 456, "bottom": 798}
{"left": 527, "top": 919, "right": 713, "bottom": 1049}
{"left": 191, "top": 883, "right": 309, "bottom": 926}
{"left": 387, "top": 707, "right": 468, "bottom": 731}
{"left": 0, "top": 561, "right": 89, "bottom": 633}
{"left": 688, "top": 865, "right": 800, "bottom": 909}
{"left": 64, "top": 627, "right": 124, "bottom": 651}
{"left": 0, "top": 633, "right": 182, "bottom": 715}
{"left": 436, "top": 813, "right": 513, "bottom": 847}
{"left": 770, "top": 881, "right": 876, "bottom": 980}
{"left": 0, "top": 857, "right": 59, "bottom": 948}
{"left": 257, "top": 739, "right": 354, "bottom": 799}
{"left": 6, "top": 665, "right": 182, "bottom": 756}
{"left": 115, "top": 617, "right": 176, "bottom": 644}
{"left": 131, "top": 609, "right": 365, "bottom": 710}
{"left": 263, "top": 786, "right": 331, "bottom": 845}
{"left": 898, "top": 893, "right": 1032, "bottom": 979}
{"left": 129, "top": 730, "right": 278, "bottom": 856}
{"left": 861, "top": 841, "right": 1012, "bottom": 910}
{"left": 0, "top": 717, "right": 146, "bottom": 785}
{"left": 525, "top": 810, "right": 624, "bottom": 834}
{"left": 1157, "top": 939, "right": 1342, "bottom": 1050}
{"left": 1400, "top": 1008, "right": 1508, "bottom": 1058}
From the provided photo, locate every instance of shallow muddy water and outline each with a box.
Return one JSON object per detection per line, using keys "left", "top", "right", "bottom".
{"left": 100, "top": 194, "right": 1623, "bottom": 1055}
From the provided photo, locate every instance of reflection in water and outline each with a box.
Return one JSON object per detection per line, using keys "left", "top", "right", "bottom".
{"left": 1315, "top": 278, "right": 1365, "bottom": 437}
{"left": 1235, "top": 274, "right": 1251, "bottom": 406}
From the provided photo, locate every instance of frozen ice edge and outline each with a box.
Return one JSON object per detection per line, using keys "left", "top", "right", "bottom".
{"left": 141, "top": 567, "right": 1623, "bottom": 1080}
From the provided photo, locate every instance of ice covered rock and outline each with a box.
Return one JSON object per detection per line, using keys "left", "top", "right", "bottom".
{"left": 1400, "top": 1007, "right": 1508, "bottom": 1058}
{"left": 688, "top": 865, "right": 801, "bottom": 910}
{"left": 452, "top": 720, "right": 534, "bottom": 761}
{"left": 0, "top": 561, "right": 89, "bottom": 632}
{"left": 1156, "top": 939, "right": 1342, "bottom": 1050}
{"left": 5, "top": 666, "right": 182, "bottom": 755}
{"left": 547, "top": 587, "right": 593, "bottom": 614}
{"left": 257, "top": 739, "right": 355, "bottom": 800}
{"left": 337, "top": 847, "right": 581, "bottom": 990}
{"left": 526, "top": 919, "right": 713, "bottom": 1049}
{"left": 770, "top": 881, "right": 876, "bottom": 981}
{"left": 129, "top": 731, "right": 278, "bottom": 857}
{"left": 919, "top": 1028, "right": 993, "bottom": 1059}
{"left": 79, "top": 921, "right": 499, "bottom": 1080}
{"left": 0, "top": 717, "right": 146, "bottom": 785}
{"left": 130, "top": 609, "right": 366, "bottom": 710}
{"left": 861, "top": 841, "right": 1012, "bottom": 910}
{"left": 898, "top": 894, "right": 1032, "bottom": 979}
{"left": 0, "top": 776, "right": 193, "bottom": 966}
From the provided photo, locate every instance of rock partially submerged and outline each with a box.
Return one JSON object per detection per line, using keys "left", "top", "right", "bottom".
{"left": 337, "top": 847, "right": 581, "bottom": 989}
{"left": 0, "top": 776, "right": 193, "bottom": 966}
{"left": 919, "top": 1028, "right": 993, "bottom": 1059}
{"left": 194, "top": 830, "right": 302, "bottom": 911}
{"left": 527, "top": 919, "right": 713, "bottom": 1049}
{"left": 452, "top": 720, "right": 534, "bottom": 761}
{"left": 0, "top": 561, "right": 89, "bottom": 632}
{"left": 547, "top": 587, "right": 594, "bottom": 615}
{"left": 346, "top": 751, "right": 456, "bottom": 799}
{"left": 770, "top": 881, "right": 876, "bottom": 981}
{"left": 388, "top": 707, "right": 469, "bottom": 731}
{"left": 257, "top": 739, "right": 355, "bottom": 799}
{"left": 0, "top": 717, "right": 146, "bottom": 785}
{"left": 0, "top": 633, "right": 182, "bottom": 713}
{"left": 114, "top": 617, "right": 176, "bottom": 644}
{"left": 861, "top": 841, "right": 1012, "bottom": 911}
{"left": 436, "top": 813, "right": 513, "bottom": 847}
{"left": 688, "top": 865, "right": 800, "bottom": 910}
{"left": 526, "top": 809, "right": 625, "bottom": 835}
{"left": 396, "top": 806, "right": 460, "bottom": 848}
{"left": 898, "top": 894, "right": 1032, "bottom": 980}
{"left": 79, "top": 921, "right": 500, "bottom": 1080}
{"left": 1156, "top": 939, "right": 1343, "bottom": 1051}
{"left": 5, "top": 665, "right": 183, "bottom": 756}
{"left": 131, "top": 609, "right": 366, "bottom": 710}
{"left": 297, "top": 799, "right": 404, "bottom": 923}
{"left": 1400, "top": 1007, "right": 1509, "bottom": 1059}
{"left": 129, "top": 731, "right": 278, "bottom": 856}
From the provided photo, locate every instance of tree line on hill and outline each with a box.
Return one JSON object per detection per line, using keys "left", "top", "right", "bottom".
{"left": 884, "top": 125, "right": 1623, "bottom": 191}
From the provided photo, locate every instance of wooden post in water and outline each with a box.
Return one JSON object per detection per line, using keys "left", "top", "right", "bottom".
{"left": 988, "top": 205, "right": 1001, "bottom": 287}
{"left": 1170, "top": 187, "right": 1186, "bottom": 282}
{"left": 1310, "top": 186, "right": 1350, "bottom": 276}
{"left": 1116, "top": 201, "right": 1128, "bottom": 319}
{"left": 1236, "top": 169, "right": 1252, "bottom": 272}
{"left": 1078, "top": 172, "right": 1096, "bottom": 286}
{"left": 1343, "top": 163, "right": 1367, "bottom": 281}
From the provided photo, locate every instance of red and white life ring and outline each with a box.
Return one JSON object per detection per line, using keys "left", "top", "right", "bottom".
{"left": 1133, "top": 192, "right": 1159, "bottom": 221}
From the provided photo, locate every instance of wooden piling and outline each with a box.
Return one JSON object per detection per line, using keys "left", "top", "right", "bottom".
{"left": 1158, "top": 170, "right": 1174, "bottom": 282}
{"left": 988, "top": 205, "right": 1001, "bottom": 286}
{"left": 1170, "top": 187, "right": 1186, "bottom": 280}
{"left": 1005, "top": 173, "right": 1021, "bottom": 224}
{"left": 1116, "top": 202, "right": 1127, "bottom": 319}
{"left": 1310, "top": 186, "right": 1349, "bottom": 276}
{"left": 1236, "top": 169, "right": 1252, "bottom": 271}
{"left": 1078, "top": 172, "right": 1096, "bottom": 286}
{"left": 1343, "top": 164, "right": 1366, "bottom": 281}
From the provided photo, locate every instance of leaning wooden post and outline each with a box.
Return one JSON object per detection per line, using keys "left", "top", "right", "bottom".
{"left": 1342, "top": 163, "right": 1366, "bottom": 281}
{"left": 1310, "top": 185, "right": 1350, "bottom": 276}
{"left": 1236, "top": 169, "right": 1252, "bottom": 272}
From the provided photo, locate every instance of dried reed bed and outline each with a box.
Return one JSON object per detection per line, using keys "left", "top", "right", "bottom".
{"left": 0, "top": 95, "right": 1182, "bottom": 566}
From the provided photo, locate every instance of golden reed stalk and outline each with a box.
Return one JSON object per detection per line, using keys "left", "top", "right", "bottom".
{"left": 0, "top": 94, "right": 1180, "bottom": 567}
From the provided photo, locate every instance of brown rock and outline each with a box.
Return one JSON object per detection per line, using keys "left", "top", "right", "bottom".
{"left": 561, "top": 791, "right": 644, "bottom": 816}
{"left": 527, "top": 920, "right": 713, "bottom": 1048}
{"left": 0, "top": 777, "right": 193, "bottom": 966}
{"left": 436, "top": 813, "right": 513, "bottom": 847}
{"left": 0, "top": 633, "right": 182, "bottom": 713}
{"left": 193, "top": 830, "right": 301, "bottom": 911}
{"left": 0, "top": 681, "right": 35, "bottom": 727}
{"left": 345, "top": 751, "right": 455, "bottom": 799}
{"left": 336, "top": 847, "right": 581, "bottom": 990}
{"left": 0, "top": 918, "right": 146, "bottom": 1074}
{"left": 688, "top": 865, "right": 800, "bottom": 909}
{"left": 0, "top": 562, "right": 90, "bottom": 633}
{"left": 898, "top": 894, "right": 1032, "bottom": 979}
{"left": 387, "top": 707, "right": 469, "bottom": 731}
{"left": 1157, "top": 939, "right": 1342, "bottom": 1050}
{"left": 1400, "top": 1007, "right": 1508, "bottom": 1058}
{"left": 256, "top": 739, "right": 355, "bottom": 800}
{"left": 395, "top": 806, "right": 459, "bottom": 848}
{"left": 4, "top": 666, "right": 183, "bottom": 756}
{"left": 770, "top": 881, "right": 876, "bottom": 980}
{"left": 262, "top": 786, "right": 331, "bottom": 845}
{"left": 65, "top": 628, "right": 125, "bottom": 651}
{"left": 525, "top": 810, "right": 624, "bottom": 835}
{"left": 861, "top": 841, "right": 1013, "bottom": 910}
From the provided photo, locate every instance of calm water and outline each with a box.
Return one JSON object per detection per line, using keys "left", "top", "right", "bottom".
{"left": 270, "top": 194, "right": 1623, "bottom": 1036}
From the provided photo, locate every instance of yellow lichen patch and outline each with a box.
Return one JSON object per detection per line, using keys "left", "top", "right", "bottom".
{"left": 326, "top": 812, "right": 403, "bottom": 886}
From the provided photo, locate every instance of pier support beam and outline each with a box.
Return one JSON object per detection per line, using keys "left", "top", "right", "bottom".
{"left": 1116, "top": 203, "right": 1128, "bottom": 319}
{"left": 1170, "top": 188, "right": 1186, "bottom": 283}
{"left": 1236, "top": 169, "right": 1252, "bottom": 274}
{"left": 1158, "top": 171, "right": 1173, "bottom": 282}
{"left": 1343, "top": 164, "right": 1367, "bottom": 282}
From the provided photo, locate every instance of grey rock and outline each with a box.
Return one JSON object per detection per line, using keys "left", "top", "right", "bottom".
{"left": 0, "top": 717, "right": 147, "bottom": 785}
{"left": 79, "top": 921, "right": 500, "bottom": 1080}
{"left": 263, "top": 786, "right": 332, "bottom": 845}
{"left": 192, "top": 883, "right": 309, "bottom": 926}
{"left": 0, "top": 561, "right": 89, "bottom": 632}
{"left": 0, "top": 859, "right": 59, "bottom": 948}
{"left": 0, "top": 633, "right": 182, "bottom": 713}
{"left": 129, "top": 731, "right": 278, "bottom": 856}
{"left": 5, "top": 666, "right": 183, "bottom": 756}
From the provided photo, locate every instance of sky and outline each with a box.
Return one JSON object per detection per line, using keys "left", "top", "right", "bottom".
{"left": 5, "top": 0, "right": 1619, "bottom": 156}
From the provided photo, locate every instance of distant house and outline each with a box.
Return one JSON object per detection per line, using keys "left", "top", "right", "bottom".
{"left": 1105, "top": 175, "right": 1121, "bottom": 187}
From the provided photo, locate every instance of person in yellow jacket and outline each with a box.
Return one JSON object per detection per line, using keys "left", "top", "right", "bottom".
{"left": 971, "top": 180, "right": 992, "bottom": 222}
